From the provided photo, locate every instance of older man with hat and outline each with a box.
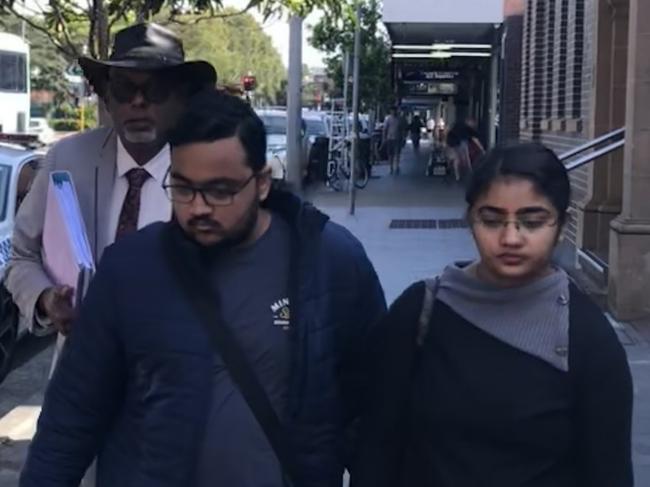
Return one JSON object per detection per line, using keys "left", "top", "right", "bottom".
{"left": 5, "top": 23, "right": 216, "bottom": 340}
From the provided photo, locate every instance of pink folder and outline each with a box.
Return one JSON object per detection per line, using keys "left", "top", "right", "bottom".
{"left": 41, "top": 171, "right": 95, "bottom": 308}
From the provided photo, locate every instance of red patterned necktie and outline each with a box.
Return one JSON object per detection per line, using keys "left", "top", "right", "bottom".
{"left": 115, "top": 168, "right": 150, "bottom": 241}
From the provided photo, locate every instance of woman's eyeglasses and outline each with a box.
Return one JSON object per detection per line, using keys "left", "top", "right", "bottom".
{"left": 471, "top": 214, "right": 558, "bottom": 233}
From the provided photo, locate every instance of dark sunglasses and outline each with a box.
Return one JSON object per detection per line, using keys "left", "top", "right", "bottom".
{"left": 108, "top": 75, "right": 174, "bottom": 104}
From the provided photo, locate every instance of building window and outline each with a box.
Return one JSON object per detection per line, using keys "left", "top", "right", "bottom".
{"left": 521, "top": 0, "right": 533, "bottom": 123}
{"left": 570, "top": 0, "right": 585, "bottom": 120}
{"left": 545, "top": 0, "right": 556, "bottom": 120}
{"left": 554, "top": 0, "right": 569, "bottom": 119}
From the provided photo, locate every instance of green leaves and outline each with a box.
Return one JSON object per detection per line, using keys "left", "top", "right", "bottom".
{"left": 309, "top": 0, "right": 391, "bottom": 109}
{"left": 171, "top": 10, "right": 286, "bottom": 103}
{"left": 1, "top": 0, "right": 342, "bottom": 67}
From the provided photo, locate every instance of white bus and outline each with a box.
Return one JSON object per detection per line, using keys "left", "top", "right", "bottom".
{"left": 0, "top": 32, "right": 30, "bottom": 134}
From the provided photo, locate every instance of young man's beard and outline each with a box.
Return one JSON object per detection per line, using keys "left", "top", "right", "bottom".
{"left": 215, "top": 203, "right": 259, "bottom": 251}
{"left": 187, "top": 200, "right": 260, "bottom": 252}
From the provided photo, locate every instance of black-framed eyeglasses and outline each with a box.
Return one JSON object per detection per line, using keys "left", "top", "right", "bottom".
{"left": 471, "top": 214, "right": 559, "bottom": 234}
{"left": 162, "top": 172, "right": 258, "bottom": 207}
{"left": 108, "top": 75, "right": 174, "bottom": 104}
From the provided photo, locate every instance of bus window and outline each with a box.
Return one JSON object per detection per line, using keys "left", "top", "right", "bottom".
{"left": 0, "top": 51, "right": 27, "bottom": 93}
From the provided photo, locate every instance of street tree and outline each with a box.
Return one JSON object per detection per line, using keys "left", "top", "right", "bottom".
{"left": 309, "top": 0, "right": 392, "bottom": 112}
{"left": 0, "top": 0, "right": 342, "bottom": 62}
{"left": 173, "top": 10, "right": 286, "bottom": 103}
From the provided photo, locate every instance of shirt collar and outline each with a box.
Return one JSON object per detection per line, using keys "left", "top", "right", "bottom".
{"left": 116, "top": 137, "right": 170, "bottom": 183}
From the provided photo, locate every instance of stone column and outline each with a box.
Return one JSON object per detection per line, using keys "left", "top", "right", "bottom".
{"left": 608, "top": 0, "right": 650, "bottom": 320}
{"left": 577, "top": 0, "right": 629, "bottom": 260}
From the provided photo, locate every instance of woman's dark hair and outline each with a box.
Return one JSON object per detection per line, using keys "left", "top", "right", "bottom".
{"left": 466, "top": 143, "right": 572, "bottom": 224}
{"left": 169, "top": 89, "right": 267, "bottom": 172}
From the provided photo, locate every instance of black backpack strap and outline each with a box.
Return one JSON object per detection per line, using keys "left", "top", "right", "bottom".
{"left": 416, "top": 277, "right": 440, "bottom": 347}
{"left": 161, "top": 227, "right": 296, "bottom": 487}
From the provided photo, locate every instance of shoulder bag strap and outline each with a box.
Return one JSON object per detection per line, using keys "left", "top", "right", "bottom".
{"left": 416, "top": 277, "right": 440, "bottom": 347}
{"left": 161, "top": 228, "right": 296, "bottom": 487}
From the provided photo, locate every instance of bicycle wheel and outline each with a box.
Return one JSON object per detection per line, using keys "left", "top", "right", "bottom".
{"left": 327, "top": 160, "right": 344, "bottom": 192}
{"left": 354, "top": 160, "right": 369, "bottom": 189}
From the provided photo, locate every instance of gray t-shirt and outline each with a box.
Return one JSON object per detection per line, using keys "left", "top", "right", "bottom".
{"left": 196, "top": 213, "right": 292, "bottom": 487}
{"left": 384, "top": 114, "right": 401, "bottom": 141}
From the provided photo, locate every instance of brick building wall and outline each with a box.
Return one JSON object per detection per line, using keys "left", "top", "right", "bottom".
{"left": 519, "top": 0, "right": 596, "bottom": 253}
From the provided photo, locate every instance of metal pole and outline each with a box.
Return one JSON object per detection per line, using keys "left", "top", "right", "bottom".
{"left": 488, "top": 30, "right": 500, "bottom": 147}
{"left": 349, "top": 2, "right": 362, "bottom": 215}
{"left": 342, "top": 51, "right": 350, "bottom": 171}
{"left": 286, "top": 16, "right": 304, "bottom": 192}
{"left": 342, "top": 51, "right": 350, "bottom": 113}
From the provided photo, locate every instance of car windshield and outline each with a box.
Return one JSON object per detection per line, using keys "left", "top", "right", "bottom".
{"left": 260, "top": 115, "right": 287, "bottom": 135}
{"left": 0, "top": 164, "right": 11, "bottom": 222}
{"left": 305, "top": 119, "right": 327, "bottom": 137}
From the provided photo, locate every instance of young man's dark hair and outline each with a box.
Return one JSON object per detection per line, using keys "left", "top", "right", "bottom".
{"left": 169, "top": 90, "right": 267, "bottom": 172}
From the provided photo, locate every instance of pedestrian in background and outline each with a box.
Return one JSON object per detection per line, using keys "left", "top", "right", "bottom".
{"left": 409, "top": 114, "right": 424, "bottom": 152}
{"left": 444, "top": 129, "right": 467, "bottom": 182}
{"left": 20, "top": 90, "right": 386, "bottom": 487}
{"left": 353, "top": 143, "right": 633, "bottom": 487}
{"left": 398, "top": 109, "right": 409, "bottom": 151}
{"left": 463, "top": 117, "right": 486, "bottom": 166}
{"left": 382, "top": 106, "right": 402, "bottom": 175}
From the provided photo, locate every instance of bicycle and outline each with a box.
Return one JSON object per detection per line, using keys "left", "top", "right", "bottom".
{"left": 326, "top": 138, "right": 369, "bottom": 192}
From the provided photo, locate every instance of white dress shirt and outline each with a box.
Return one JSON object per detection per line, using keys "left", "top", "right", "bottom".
{"left": 107, "top": 138, "right": 172, "bottom": 243}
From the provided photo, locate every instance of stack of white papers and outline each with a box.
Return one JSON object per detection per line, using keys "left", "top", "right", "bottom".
{"left": 42, "top": 170, "right": 95, "bottom": 309}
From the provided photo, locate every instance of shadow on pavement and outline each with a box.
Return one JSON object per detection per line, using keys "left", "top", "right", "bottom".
{"left": 11, "top": 334, "right": 55, "bottom": 372}
{"left": 0, "top": 437, "right": 28, "bottom": 486}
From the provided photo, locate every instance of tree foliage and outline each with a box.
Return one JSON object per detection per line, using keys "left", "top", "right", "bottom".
{"left": 0, "top": 0, "right": 342, "bottom": 63}
{"left": 0, "top": 7, "right": 287, "bottom": 108}
{"left": 172, "top": 10, "right": 286, "bottom": 103}
{"left": 309, "top": 0, "right": 392, "bottom": 111}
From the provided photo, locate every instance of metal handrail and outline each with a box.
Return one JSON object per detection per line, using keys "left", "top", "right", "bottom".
{"left": 565, "top": 138, "right": 625, "bottom": 172}
{"left": 559, "top": 127, "right": 625, "bottom": 161}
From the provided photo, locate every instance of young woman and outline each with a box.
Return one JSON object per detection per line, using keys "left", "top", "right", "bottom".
{"left": 353, "top": 143, "right": 633, "bottom": 487}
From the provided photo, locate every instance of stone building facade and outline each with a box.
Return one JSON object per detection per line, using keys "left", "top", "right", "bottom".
{"left": 517, "top": 0, "right": 650, "bottom": 321}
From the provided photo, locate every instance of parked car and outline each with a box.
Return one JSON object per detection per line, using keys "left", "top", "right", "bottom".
{"left": 256, "top": 109, "right": 310, "bottom": 181}
{"left": 0, "top": 143, "right": 44, "bottom": 383}
{"left": 28, "top": 117, "right": 56, "bottom": 145}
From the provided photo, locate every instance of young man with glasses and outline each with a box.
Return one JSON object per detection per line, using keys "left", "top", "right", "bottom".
{"left": 5, "top": 23, "right": 216, "bottom": 339}
{"left": 20, "top": 90, "right": 387, "bottom": 487}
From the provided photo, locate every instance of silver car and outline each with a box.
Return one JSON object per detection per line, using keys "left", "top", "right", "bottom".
{"left": 256, "top": 109, "right": 310, "bottom": 181}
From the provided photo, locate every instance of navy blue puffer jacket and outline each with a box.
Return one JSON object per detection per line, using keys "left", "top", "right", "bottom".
{"left": 20, "top": 191, "right": 386, "bottom": 487}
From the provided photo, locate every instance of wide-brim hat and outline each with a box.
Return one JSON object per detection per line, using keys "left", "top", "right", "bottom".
{"left": 79, "top": 23, "right": 217, "bottom": 96}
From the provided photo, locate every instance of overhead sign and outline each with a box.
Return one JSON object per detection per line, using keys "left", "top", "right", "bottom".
{"left": 402, "top": 82, "right": 458, "bottom": 96}
{"left": 399, "top": 68, "right": 460, "bottom": 83}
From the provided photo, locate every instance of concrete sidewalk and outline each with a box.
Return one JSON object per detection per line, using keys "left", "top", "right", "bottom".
{"left": 306, "top": 141, "right": 476, "bottom": 302}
